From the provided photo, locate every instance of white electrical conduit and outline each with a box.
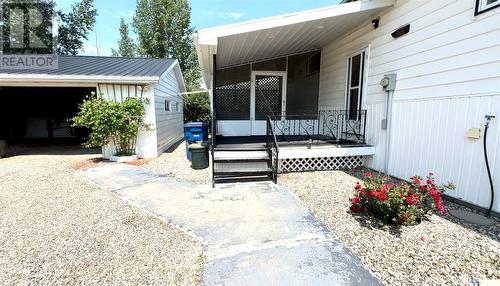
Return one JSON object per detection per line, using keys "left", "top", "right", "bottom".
{"left": 384, "top": 90, "right": 394, "bottom": 174}
{"left": 179, "top": 90, "right": 208, "bottom": 95}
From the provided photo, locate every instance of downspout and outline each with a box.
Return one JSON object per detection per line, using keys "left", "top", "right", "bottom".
{"left": 380, "top": 74, "right": 397, "bottom": 174}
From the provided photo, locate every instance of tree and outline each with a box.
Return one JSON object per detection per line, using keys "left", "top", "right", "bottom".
{"left": 57, "top": 0, "right": 97, "bottom": 55}
{"left": 72, "top": 92, "right": 152, "bottom": 156}
{"left": 111, "top": 18, "right": 136, "bottom": 57}
{"left": 133, "top": 0, "right": 200, "bottom": 90}
{"left": 184, "top": 92, "right": 210, "bottom": 123}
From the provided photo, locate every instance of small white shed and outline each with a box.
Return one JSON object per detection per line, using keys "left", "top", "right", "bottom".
{"left": 0, "top": 55, "right": 186, "bottom": 158}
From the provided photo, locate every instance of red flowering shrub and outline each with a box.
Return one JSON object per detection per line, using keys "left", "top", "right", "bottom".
{"left": 350, "top": 172, "right": 455, "bottom": 225}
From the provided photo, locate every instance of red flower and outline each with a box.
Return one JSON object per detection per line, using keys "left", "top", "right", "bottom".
{"left": 357, "top": 189, "right": 366, "bottom": 198}
{"left": 377, "top": 192, "right": 388, "bottom": 201}
{"left": 426, "top": 179, "right": 433, "bottom": 185}
{"left": 437, "top": 202, "right": 447, "bottom": 215}
{"left": 405, "top": 193, "right": 419, "bottom": 205}
{"left": 351, "top": 197, "right": 360, "bottom": 204}
{"left": 363, "top": 171, "right": 373, "bottom": 178}
{"left": 383, "top": 183, "right": 391, "bottom": 192}
{"left": 429, "top": 188, "right": 439, "bottom": 197}
{"left": 354, "top": 182, "right": 362, "bottom": 190}
{"left": 420, "top": 185, "right": 428, "bottom": 191}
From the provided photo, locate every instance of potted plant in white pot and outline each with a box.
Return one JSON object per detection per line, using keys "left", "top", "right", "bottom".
{"left": 72, "top": 92, "right": 151, "bottom": 162}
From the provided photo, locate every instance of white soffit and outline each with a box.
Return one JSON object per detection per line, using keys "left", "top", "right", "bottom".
{"left": 195, "top": 0, "right": 394, "bottom": 84}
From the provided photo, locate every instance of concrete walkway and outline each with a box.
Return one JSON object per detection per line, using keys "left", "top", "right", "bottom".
{"left": 81, "top": 163, "right": 381, "bottom": 286}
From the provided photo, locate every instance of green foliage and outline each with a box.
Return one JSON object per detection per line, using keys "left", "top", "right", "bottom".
{"left": 132, "top": 0, "right": 201, "bottom": 90}
{"left": 57, "top": 0, "right": 97, "bottom": 55}
{"left": 72, "top": 92, "right": 151, "bottom": 156}
{"left": 183, "top": 92, "right": 210, "bottom": 123}
{"left": 111, "top": 18, "right": 136, "bottom": 57}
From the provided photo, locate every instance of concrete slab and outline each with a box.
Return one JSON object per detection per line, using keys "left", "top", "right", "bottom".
{"left": 449, "top": 209, "right": 495, "bottom": 226}
{"left": 80, "top": 163, "right": 381, "bottom": 286}
{"left": 203, "top": 240, "right": 380, "bottom": 286}
{"left": 83, "top": 163, "right": 166, "bottom": 191}
{"left": 112, "top": 180, "right": 325, "bottom": 250}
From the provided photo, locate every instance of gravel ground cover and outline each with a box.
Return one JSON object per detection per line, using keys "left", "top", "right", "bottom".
{"left": 280, "top": 169, "right": 500, "bottom": 286}
{"left": 144, "top": 141, "right": 209, "bottom": 185}
{"left": 0, "top": 145, "right": 204, "bottom": 285}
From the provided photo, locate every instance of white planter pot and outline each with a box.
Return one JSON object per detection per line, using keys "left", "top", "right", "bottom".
{"left": 109, "top": 154, "right": 138, "bottom": 163}
{"left": 0, "top": 140, "right": 6, "bottom": 158}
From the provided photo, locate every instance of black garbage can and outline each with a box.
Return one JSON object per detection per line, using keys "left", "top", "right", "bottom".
{"left": 189, "top": 142, "right": 209, "bottom": 169}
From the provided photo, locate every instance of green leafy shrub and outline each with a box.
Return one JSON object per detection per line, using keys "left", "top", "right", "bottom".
{"left": 184, "top": 92, "right": 210, "bottom": 123}
{"left": 350, "top": 172, "right": 455, "bottom": 225}
{"left": 72, "top": 92, "right": 151, "bottom": 156}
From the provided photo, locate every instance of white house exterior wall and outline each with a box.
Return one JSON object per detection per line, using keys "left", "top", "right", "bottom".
{"left": 319, "top": 0, "right": 500, "bottom": 212}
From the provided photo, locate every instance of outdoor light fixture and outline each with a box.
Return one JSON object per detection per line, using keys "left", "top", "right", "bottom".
{"left": 371, "top": 17, "right": 380, "bottom": 29}
{"left": 391, "top": 24, "right": 410, "bottom": 38}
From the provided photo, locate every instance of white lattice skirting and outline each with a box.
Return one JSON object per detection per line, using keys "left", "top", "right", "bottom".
{"left": 279, "top": 156, "right": 363, "bottom": 173}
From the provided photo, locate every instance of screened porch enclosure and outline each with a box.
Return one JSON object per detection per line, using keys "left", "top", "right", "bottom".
{"left": 213, "top": 50, "right": 367, "bottom": 145}
{"left": 214, "top": 51, "right": 321, "bottom": 137}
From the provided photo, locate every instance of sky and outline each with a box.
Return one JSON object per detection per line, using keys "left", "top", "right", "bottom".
{"left": 57, "top": 0, "right": 341, "bottom": 56}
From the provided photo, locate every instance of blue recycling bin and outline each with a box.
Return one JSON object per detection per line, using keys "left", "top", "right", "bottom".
{"left": 184, "top": 122, "right": 209, "bottom": 160}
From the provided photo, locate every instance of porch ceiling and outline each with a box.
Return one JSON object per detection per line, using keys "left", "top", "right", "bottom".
{"left": 194, "top": 0, "right": 394, "bottom": 88}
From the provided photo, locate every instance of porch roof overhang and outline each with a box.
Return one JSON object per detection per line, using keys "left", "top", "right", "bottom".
{"left": 194, "top": 0, "right": 394, "bottom": 88}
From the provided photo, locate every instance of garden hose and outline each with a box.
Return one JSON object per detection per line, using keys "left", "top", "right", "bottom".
{"left": 484, "top": 115, "right": 495, "bottom": 217}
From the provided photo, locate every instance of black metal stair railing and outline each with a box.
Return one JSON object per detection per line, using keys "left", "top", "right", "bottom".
{"left": 268, "top": 109, "right": 367, "bottom": 144}
{"left": 266, "top": 116, "right": 279, "bottom": 184}
{"left": 211, "top": 54, "right": 217, "bottom": 187}
{"left": 210, "top": 111, "right": 216, "bottom": 187}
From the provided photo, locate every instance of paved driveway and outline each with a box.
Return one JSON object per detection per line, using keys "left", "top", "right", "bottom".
{"left": 81, "top": 163, "right": 381, "bottom": 286}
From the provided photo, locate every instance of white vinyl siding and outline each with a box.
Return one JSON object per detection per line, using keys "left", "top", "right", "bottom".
{"left": 319, "top": 0, "right": 500, "bottom": 212}
{"left": 154, "top": 69, "right": 184, "bottom": 154}
{"left": 98, "top": 83, "right": 157, "bottom": 159}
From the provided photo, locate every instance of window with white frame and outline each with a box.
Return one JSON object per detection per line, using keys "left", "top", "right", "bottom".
{"left": 346, "top": 50, "right": 366, "bottom": 120}
{"left": 165, "top": 100, "right": 170, "bottom": 111}
{"left": 475, "top": 0, "right": 500, "bottom": 15}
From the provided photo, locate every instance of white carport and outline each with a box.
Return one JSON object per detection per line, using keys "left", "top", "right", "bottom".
{"left": 0, "top": 56, "right": 186, "bottom": 159}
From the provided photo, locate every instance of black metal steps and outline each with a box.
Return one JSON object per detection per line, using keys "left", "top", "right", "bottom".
{"left": 212, "top": 149, "right": 273, "bottom": 185}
